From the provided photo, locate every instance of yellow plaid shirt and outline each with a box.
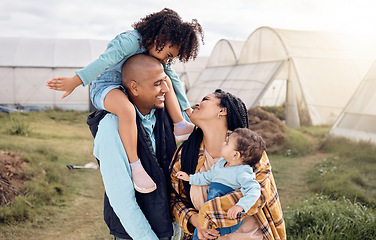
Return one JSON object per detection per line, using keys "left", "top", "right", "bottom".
{"left": 170, "top": 140, "right": 286, "bottom": 240}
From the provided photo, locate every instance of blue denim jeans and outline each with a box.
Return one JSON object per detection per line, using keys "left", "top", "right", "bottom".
{"left": 89, "top": 71, "right": 124, "bottom": 110}
{"left": 192, "top": 182, "right": 243, "bottom": 240}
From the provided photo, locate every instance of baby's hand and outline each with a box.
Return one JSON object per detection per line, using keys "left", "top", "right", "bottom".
{"left": 175, "top": 171, "right": 190, "bottom": 181}
{"left": 227, "top": 205, "right": 244, "bottom": 219}
{"left": 46, "top": 75, "right": 82, "bottom": 99}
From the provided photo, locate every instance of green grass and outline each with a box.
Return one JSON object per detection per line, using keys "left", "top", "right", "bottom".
{"left": 271, "top": 125, "right": 376, "bottom": 239}
{"left": 307, "top": 136, "right": 376, "bottom": 207}
{"left": 0, "top": 112, "right": 375, "bottom": 239}
{"left": 0, "top": 111, "right": 111, "bottom": 239}
{"left": 285, "top": 195, "right": 376, "bottom": 239}
{"left": 6, "top": 112, "right": 32, "bottom": 136}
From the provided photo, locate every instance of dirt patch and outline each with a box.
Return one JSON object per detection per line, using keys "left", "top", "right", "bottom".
{"left": 0, "top": 151, "right": 28, "bottom": 205}
{"left": 248, "top": 107, "right": 286, "bottom": 150}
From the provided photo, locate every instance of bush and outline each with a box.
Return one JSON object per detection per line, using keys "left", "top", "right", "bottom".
{"left": 260, "top": 106, "right": 285, "bottom": 121}
{"left": 282, "top": 128, "right": 314, "bottom": 157}
{"left": 6, "top": 113, "right": 32, "bottom": 136}
{"left": 285, "top": 195, "right": 376, "bottom": 239}
{"left": 248, "top": 107, "right": 286, "bottom": 154}
{"left": 0, "top": 196, "right": 32, "bottom": 223}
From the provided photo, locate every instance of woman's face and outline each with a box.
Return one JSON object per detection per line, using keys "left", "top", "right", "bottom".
{"left": 190, "top": 93, "right": 223, "bottom": 125}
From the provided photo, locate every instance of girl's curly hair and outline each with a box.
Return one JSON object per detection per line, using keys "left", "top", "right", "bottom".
{"left": 132, "top": 8, "right": 204, "bottom": 63}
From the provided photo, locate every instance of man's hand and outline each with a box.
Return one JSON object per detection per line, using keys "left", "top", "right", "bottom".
{"left": 190, "top": 214, "right": 220, "bottom": 240}
{"left": 46, "top": 75, "right": 83, "bottom": 99}
{"left": 227, "top": 205, "right": 244, "bottom": 219}
{"left": 175, "top": 171, "right": 190, "bottom": 181}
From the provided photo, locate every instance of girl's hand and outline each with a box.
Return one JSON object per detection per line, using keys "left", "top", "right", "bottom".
{"left": 175, "top": 171, "right": 190, "bottom": 181}
{"left": 46, "top": 75, "right": 82, "bottom": 99}
{"left": 185, "top": 108, "right": 193, "bottom": 117}
{"left": 227, "top": 205, "right": 244, "bottom": 219}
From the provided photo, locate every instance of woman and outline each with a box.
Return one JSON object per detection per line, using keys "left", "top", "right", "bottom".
{"left": 170, "top": 89, "right": 286, "bottom": 240}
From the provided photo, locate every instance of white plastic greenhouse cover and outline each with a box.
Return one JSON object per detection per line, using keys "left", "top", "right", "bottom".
{"left": 329, "top": 61, "right": 376, "bottom": 144}
{"left": 172, "top": 56, "right": 209, "bottom": 91}
{"left": 0, "top": 37, "right": 205, "bottom": 111}
{"left": 206, "top": 39, "right": 244, "bottom": 67}
{"left": 0, "top": 37, "right": 109, "bottom": 110}
{"left": 187, "top": 39, "right": 253, "bottom": 107}
{"left": 188, "top": 27, "right": 376, "bottom": 127}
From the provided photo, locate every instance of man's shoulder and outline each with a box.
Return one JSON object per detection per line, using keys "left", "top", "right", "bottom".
{"left": 96, "top": 113, "right": 119, "bottom": 134}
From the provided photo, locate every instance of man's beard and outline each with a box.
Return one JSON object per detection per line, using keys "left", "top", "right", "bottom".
{"left": 153, "top": 103, "right": 164, "bottom": 110}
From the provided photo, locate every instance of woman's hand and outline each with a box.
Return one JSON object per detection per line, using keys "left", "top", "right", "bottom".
{"left": 190, "top": 213, "right": 220, "bottom": 240}
{"left": 227, "top": 205, "right": 244, "bottom": 219}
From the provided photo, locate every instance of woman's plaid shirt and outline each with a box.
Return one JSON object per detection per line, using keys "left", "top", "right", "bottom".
{"left": 170, "top": 140, "right": 286, "bottom": 240}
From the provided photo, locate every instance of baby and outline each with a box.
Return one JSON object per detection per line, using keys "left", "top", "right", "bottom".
{"left": 176, "top": 128, "right": 266, "bottom": 238}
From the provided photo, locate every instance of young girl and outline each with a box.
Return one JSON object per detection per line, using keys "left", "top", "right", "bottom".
{"left": 46, "top": 8, "right": 204, "bottom": 194}
{"left": 176, "top": 128, "right": 266, "bottom": 239}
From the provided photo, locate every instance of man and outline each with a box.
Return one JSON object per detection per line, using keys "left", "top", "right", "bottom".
{"left": 88, "top": 54, "right": 181, "bottom": 240}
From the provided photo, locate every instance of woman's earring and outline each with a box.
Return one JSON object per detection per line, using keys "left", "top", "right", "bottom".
{"left": 217, "top": 113, "right": 222, "bottom": 119}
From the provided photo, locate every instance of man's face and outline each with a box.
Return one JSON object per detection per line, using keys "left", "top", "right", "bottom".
{"left": 136, "top": 64, "right": 170, "bottom": 115}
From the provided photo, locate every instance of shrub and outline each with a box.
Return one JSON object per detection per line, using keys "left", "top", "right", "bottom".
{"left": 7, "top": 113, "right": 32, "bottom": 136}
{"left": 0, "top": 196, "right": 32, "bottom": 223}
{"left": 260, "top": 105, "right": 285, "bottom": 121}
{"left": 282, "top": 128, "right": 314, "bottom": 157}
{"left": 285, "top": 195, "right": 376, "bottom": 239}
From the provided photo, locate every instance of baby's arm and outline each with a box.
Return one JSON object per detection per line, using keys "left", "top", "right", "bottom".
{"left": 46, "top": 75, "right": 83, "bottom": 99}
{"left": 176, "top": 169, "right": 214, "bottom": 186}
{"left": 236, "top": 167, "right": 261, "bottom": 213}
{"left": 175, "top": 171, "right": 190, "bottom": 181}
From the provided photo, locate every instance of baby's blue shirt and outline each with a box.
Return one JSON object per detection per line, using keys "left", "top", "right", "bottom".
{"left": 189, "top": 157, "right": 261, "bottom": 212}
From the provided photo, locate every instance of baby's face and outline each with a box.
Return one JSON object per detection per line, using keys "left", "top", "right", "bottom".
{"left": 148, "top": 42, "right": 179, "bottom": 64}
{"left": 221, "top": 134, "right": 240, "bottom": 164}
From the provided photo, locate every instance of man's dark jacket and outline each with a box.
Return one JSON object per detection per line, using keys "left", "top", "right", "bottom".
{"left": 87, "top": 108, "right": 176, "bottom": 239}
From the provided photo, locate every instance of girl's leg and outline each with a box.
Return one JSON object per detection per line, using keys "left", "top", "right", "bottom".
{"left": 104, "top": 88, "right": 156, "bottom": 193}
{"left": 164, "top": 77, "right": 194, "bottom": 141}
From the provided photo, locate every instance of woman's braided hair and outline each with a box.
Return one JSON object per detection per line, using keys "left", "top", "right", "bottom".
{"left": 170, "top": 89, "right": 249, "bottom": 207}
{"left": 133, "top": 8, "right": 204, "bottom": 63}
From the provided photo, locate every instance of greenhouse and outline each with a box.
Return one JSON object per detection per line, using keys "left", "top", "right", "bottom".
{"left": 187, "top": 27, "right": 376, "bottom": 127}
{"left": 0, "top": 37, "right": 109, "bottom": 111}
{"left": 0, "top": 37, "right": 206, "bottom": 111}
{"left": 330, "top": 61, "right": 376, "bottom": 144}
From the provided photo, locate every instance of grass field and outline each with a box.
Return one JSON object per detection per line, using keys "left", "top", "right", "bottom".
{"left": 0, "top": 110, "right": 375, "bottom": 239}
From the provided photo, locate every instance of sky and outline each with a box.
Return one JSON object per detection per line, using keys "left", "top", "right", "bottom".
{"left": 1, "top": 0, "right": 376, "bottom": 56}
